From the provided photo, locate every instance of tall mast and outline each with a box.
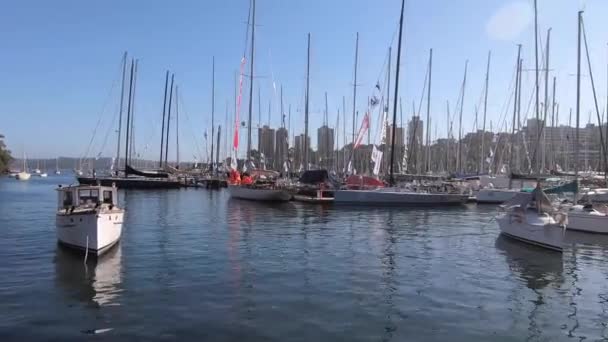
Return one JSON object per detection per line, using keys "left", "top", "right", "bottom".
{"left": 129, "top": 60, "right": 139, "bottom": 165}
{"left": 533, "top": 0, "right": 540, "bottom": 174}
{"left": 446, "top": 101, "right": 450, "bottom": 172}
{"left": 389, "top": 0, "right": 405, "bottom": 185}
{"left": 480, "top": 50, "right": 491, "bottom": 174}
{"left": 304, "top": 33, "right": 311, "bottom": 171}
{"left": 575, "top": 11, "right": 582, "bottom": 201}
{"left": 551, "top": 76, "right": 556, "bottom": 171}
{"left": 211, "top": 57, "right": 215, "bottom": 172}
{"left": 509, "top": 45, "right": 522, "bottom": 181}
{"left": 164, "top": 74, "right": 175, "bottom": 167}
{"left": 324, "top": 91, "right": 329, "bottom": 168}
{"left": 352, "top": 32, "right": 359, "bottom": 147}
{"left": 124, "top": 59, "right": 135, "bottom": 175}
{"left": 542, "top": 28, "right": 551, "bottom": 172}
{"left": 246, "top": 0, "right": 256, "bottom": 161}
{"left": 176, "top": 86, "right": 180, "bottom": 167}
{"left": 425, "top": 48, "right": 433, "bottom": 174}
{"left": 457, "top": 60, "right": 468, "bottom": 174}
{"left": 159, "top": 71, "right": 169, "bottom": 167}
{"left": 116, "top": 52, "right": 127, "bottom": 172}
{"left": 342, "top": 95, "right": 346, "bottom": 171}
{"left": 384, "top": 47, "right": 392, "bottom": 175}
{"left": 280, "top": 85, "right": 284, "bottom": 128}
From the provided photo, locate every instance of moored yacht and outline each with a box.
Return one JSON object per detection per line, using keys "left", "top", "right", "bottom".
{"left": 56, "top": 184, "right": 124, "bottom": 255}
{"left": 497, "top": 189, "right": 566, "bottom": 252}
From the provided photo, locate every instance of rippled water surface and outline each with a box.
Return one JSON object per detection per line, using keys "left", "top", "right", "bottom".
{"left": 2, "top": 175, "right": 608, "bottom": 341}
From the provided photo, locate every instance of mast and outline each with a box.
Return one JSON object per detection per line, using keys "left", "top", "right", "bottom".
{"left": 216, "top": 125, "right": 221, "bottom": 169}
{"left": 551, "top": 76, "right": 556, "bottom": 171}
{"left": 280, "top": 85, "right": 284, "bottom": 128}
{"left": 480, "top": 50, "right": 491, "bottom": 174}
{"left": 116, "top": 52, "right": 127, "bottom": 172}
{"left": 425, "top": 48, "right": 432, "bottom": 174}
{"left": 129, "top": 60, "right": 139, "bottom": 165}
{"left": 575, "top": 11, "right": 582, "bottom": 201}
{"left": 176, "top": 86, "right": 180, "bottom": 167}
{"left": 211, "top": 57, "right": 215, "bottom": 173}
{"left": 304, "top": 32, "right": 311, "bottom": 171}
{"left": 342, "top": 96, "right": 346, "bottom": 172}
{"left": 124, "top": 59, "right": 135, "bottom": 175}
{"left": 385, "top": 47, "right": 392, "bottom": 174}
{"left": 542, "top": 28, "right": 551, "bottom": 172}
{"left": 352, "top": 32, "right": 359, "bottom": 148}
{"left": 457, "top": 60, "right": 468, "bottom": 174}
{"left": 246, "top": 0, "right": 256, "bottom": 161}
{"left": 324, "top": 91, "right": 329, "bottom": 168}
{"left": 446, "top": 101, "right": 450, "bottom": 172}
{"left": 389, "top": 0, "right": 405, "bottom": 185}
{"left": 159, "top": 71, "right": 169, "bottom": 167}
{"left": 533, "top": 0, "right": 540, "bottom": 174}
{"left": 509, "top": 45, "right": 522, "bottom": 185}
{"left": 164, "top": 74, "right": 174, "bottom": 167}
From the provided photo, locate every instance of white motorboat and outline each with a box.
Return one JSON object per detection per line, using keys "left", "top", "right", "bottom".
{"left": 56, "top": 184, "right": 124, "bottom": 255}
{"left": 334, "top": 188, "right": 468, "bottom": 205}
{"left": 476, "top": 188, "right": 520, "bottom": 204}
{"left": 228, "top": 184, "right": 291, "bottom": 202}
{"left": 16, "top": 171, "right": 31, "bottom": 181}
{"left": 497, "top": 191, "right": 565, "bottom": 252}
{"left": 563, "top": 204, "right": 608, "bottom": 234}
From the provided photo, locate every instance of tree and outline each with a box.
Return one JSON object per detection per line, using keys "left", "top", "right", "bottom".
{"left": 0, "top": 134, "right": 12, "bottom": 173}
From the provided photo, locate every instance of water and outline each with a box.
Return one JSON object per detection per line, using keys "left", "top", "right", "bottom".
{"left": 2, "top": 175, "right": 608, "bottom": 341}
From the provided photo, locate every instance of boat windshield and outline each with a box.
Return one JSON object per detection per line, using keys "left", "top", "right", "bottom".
{"left": 78, "top": 189, "right": 99, "bottom": 206}
{"left": 103, "top": 190, "right": 113, "bottom": 204}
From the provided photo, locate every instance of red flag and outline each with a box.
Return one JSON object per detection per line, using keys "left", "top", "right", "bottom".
{"left": 353, "top": 112, "right": 370, "bottom": 149}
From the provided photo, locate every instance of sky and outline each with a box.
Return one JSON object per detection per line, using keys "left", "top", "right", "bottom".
{"left": 2, "top": 0, "right": 608, "bottom": 162}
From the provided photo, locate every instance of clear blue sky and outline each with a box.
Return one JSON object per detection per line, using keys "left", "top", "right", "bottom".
{"left": 2, "top": 0, "right": 608, "bottom": 161}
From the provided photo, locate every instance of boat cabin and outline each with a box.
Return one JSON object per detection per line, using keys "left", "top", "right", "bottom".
{"left": 56, "top": 184, "right": 119, "bottom": 211}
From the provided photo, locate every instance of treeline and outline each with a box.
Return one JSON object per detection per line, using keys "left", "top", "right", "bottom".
{"left": 0, "top": 134, "right": 12, "bottom": 173}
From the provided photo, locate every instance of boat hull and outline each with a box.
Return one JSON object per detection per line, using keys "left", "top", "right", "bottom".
{"left": 334, "top": 189, "right": 467, "bottom": 206}
{"left": 56, "top": 210, "right": 124, "bottom": 255}
{"left": 566, "top": 212, "right": 608, "bottom": 234}
{"left": 78, "top": 177, "right": 181, "bottom": 189}
{"left": 228, "top": 185, "right": 291, "bottom": 201}
{"left": 497, "top": 215, "right": 564, "bottom": 252}
{"left": 476, "top": 189, "right": 520, "bottom": 204}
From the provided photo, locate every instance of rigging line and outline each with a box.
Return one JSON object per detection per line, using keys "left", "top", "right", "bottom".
{"left": 416, "top": 61, "right": 429, "bottom": 117}
{"left": 96, "top": 102, "right": 120, "bottom": 158}
{"left": 80, "top": 59, "right": 123, "bottom": 163}
{"left": 178, "top": 91, "right": 204, "bottom": 162}
{"left": 242, "top": 0, "right": 252, "bottom": 58}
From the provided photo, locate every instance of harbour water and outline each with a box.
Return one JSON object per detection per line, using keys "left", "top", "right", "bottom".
{"left": 2, "top": 175, "right": 608, "bottom": 340}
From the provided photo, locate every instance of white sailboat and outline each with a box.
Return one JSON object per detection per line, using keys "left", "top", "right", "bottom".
{"left": 497, "top": 191, "right": 566, "bottom": 252}
{"left": 16, "top": 151, "right": 31, "bottom": 181}
{"left": 40, "top": 160, "right": 48, "bottom": 177}
{"left": 55, "top": 158, "right": 61, "bottom": 175}
{"left": 34, "top": 159, "right": 41, "bottom": 174}
{"left": 563, "top": 204, "right": 608, "bottom": 233}
{"left": 56, "top": 184, "right": 124, "bottom": 255}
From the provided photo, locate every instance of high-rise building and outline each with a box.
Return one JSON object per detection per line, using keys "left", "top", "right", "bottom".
{"left": 258, "top": 125, "right": 275, "bottom": 169}
{"left": 294, "top": 134, "right": 310, "bottom": 170}
{"left": 275, "top": 127, "right": 289, "bottom": 171}
{"left": 387, "top": 124, "right": 405, "bottom": 172}
{"left": 317, "top": 125, "right": 334, "bottom": 169}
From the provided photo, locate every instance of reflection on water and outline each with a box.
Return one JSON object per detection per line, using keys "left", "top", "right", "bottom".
{"left": 6, "top": 176, "right": 608, "bottom": 340}
{"left": 54, "top": 244, "right": 123, "bottom": 307}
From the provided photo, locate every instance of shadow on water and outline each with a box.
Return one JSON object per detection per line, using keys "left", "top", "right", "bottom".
{"left": 54, "top": 244, "right": 123, "bottom": 308}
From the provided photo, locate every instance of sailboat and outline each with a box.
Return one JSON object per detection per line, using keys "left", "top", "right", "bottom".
{"left": 55, "top": 158, "right": 61, "bottom": 175}
{"left": 40, "top": 159, "right": 48, "bottom": 177}
{"left": 556, "top": 11, "right": 608, "bottom": 234}
{"left": 227, "top": 0, "right": 291, "bottom": 202}
{"left": 333, "top": 0, "right": 468, "bottom": 206}
{"left": 497, "top": 187, "right": 565, "bottom": 251}
{"left": 16, "top": 151, "right": 31, "bottom": 181}
{"left": 34, "top": 159, "right": 41, "bottom": 174}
